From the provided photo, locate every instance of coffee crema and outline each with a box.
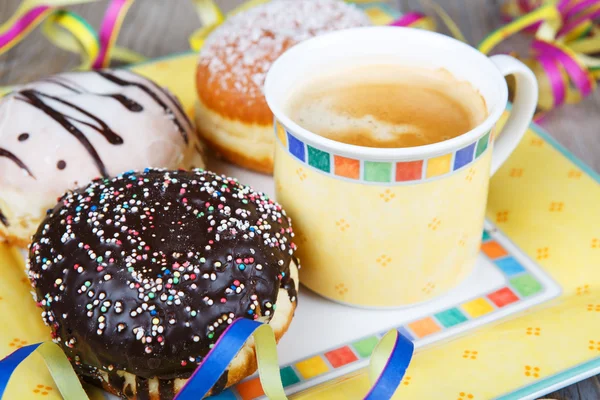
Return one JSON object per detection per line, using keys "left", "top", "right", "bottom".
{"left": 285, "top": 65, "right": 488, "bottom": 148}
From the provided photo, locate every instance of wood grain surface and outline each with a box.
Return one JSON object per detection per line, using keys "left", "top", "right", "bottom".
{"left": 0, "top": 1, "right": 599, "bottom": 399}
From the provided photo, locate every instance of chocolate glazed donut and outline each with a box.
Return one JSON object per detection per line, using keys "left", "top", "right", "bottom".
{"left": 27, "top": 169, "right": 299, "bottom": 398}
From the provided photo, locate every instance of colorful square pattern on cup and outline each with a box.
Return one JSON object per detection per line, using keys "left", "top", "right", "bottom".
{"left": 482, "top": 230, "right": 492, "bottom": 242}
{"left": 408, "top": 317, "right": 441, "bottom": 338}
{"left": 481, "top": 241, "right": 508, "bottom": 259}
{"left": 495, "top": 257, "right": 526, "bottom": 277}
{"left": 476, "top": 131, "right": 491, "bottom": 158}
{"left": 426, "top": 154, "right": 453, "bottom": 178}
{"left": 454, "top": 143, "right": 476, "bottom": 170}
{"left": 275, "top": 122, "right": 287, "bottom": 147}
{"left": 295, "top": 356, "right": 329, "bottom": 379}
{"left": 334, "top": 155, "right": 360, "bottom": 179}
{"left": 307, "top": 145, "right": 331, "bottom": 172}
{"left": 280, "top": 366, "right": 301, "bottom": 387}
{"left": 462, "top": 297, "right": 495, "bottom": 318}
{"left": 488, "top": 287, "right": 519, "bottom": 307}
{"left": 435, "top": 308, "right": 468, "bottom": 328}
{"left": 325, "top": 346, "right": 359, "bottom": 368}
{"left": 510, "top": 274, "right": 543, "bottom": 297}
{"left": 364, "top": 161, "right": 392, "bottom": 182}
{"left": 287, "top": 132, "right": 305, "bottom": 161}
{"left": 398, "top": 326, "right": 414, "bottom": 341}
{"left": 236, "top": 377, "right": 264, "bottom": 400}
{"left": 352, "top": 336, "right": 380, "bottom": 358}
{"left": 279, "top": 127, "right": 486, "bottom": 183}
{"left": 396, "top": 160, "right": 423, "bottom": 181}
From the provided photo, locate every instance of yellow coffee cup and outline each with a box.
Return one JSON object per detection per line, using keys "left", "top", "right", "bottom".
{"left": 265, "top": 27, "right": 538, "bottom": 308}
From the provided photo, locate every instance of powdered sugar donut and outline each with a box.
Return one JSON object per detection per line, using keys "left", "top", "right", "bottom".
{"left": 196, "top": 0, "right": 371, "bottom": 173}
{"left": 0, "top": 69, "right": 205, "bottom": 247}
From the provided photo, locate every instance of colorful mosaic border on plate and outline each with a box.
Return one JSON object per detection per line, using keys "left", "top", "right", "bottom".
{"left": 210, "top": 225, "right": 560, "bottom": 400}
{"left": 275, "top": 121, "right": 492, "bottom": 185}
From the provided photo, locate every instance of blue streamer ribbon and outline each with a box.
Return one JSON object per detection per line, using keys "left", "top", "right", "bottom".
{"left": 175, "top": 318, "right": 264, "bottom": 399}
{"left": 0, "top": 320, "right": 414, "bottom": 399}
{"left": 0, "top": 343, "right": 42, "bottom": 398}
{"left": 176, "top": 319, "right": 414, "bottom": 400}
{"left": 365, "top": 332, "right": 414, "bottom": 400}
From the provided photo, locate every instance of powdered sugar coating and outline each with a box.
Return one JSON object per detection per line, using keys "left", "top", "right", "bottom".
{"left": 199, "top": 0, "right": 371, "bottom": 97}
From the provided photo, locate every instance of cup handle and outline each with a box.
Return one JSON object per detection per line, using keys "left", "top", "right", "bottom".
{"left": 488, "top": 54, "right": 538, "bottom": 175}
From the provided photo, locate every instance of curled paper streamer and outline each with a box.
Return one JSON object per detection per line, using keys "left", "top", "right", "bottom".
{"left": 487, "top": 0, "right": 600, "bottom": 117}
{"left": 0, "top": 319, "right": 414, "bottom": 400}
{"left": 93, "top": 0, "right": 136, "bottom": 68}
{"left": 365, "top": 330, "right": 414, "bottom": 400}
{"left": 167, "top": 318, "right": 415, "bottom": 400}
{"left": 0, "top": 0, "right": 145, "bottom": 75}
{"left": 41, "top": 10, "right": 100, "bottom": 70}
{"left": 0, "top": 0, "right": 96, "bottom": 56}
{"left": 0, "top": 342, "right": 88, "bottom": 400}
{"left": 174, "top": 318, "right": 287, "bottom": 399}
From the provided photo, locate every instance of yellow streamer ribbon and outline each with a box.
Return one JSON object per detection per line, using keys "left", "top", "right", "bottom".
{"left": 479, "top": 4, "right": 561, "bottom": 54}
{"left": 41, "top": 10, "right": 100, "bottom": 70}
{"left": 421, "top": 0, "right": 465, "bottom": 42}
{"left": 37, "top": 342, "right": 90, "bottom": 400}
{"left": 254, "top": 323, "right": 288, "bottom": 400}
{"left": 189, "top": 0, "right": 226, "bottom": 51}
{"left": 0, "top": 0, "right": 96, "bottom": 34}
{"left": 368, "top": 330, "right": 400, "bottom": 384}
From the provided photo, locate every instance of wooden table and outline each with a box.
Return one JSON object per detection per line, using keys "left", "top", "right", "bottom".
{"left": 1, "top": 0, "right": 598, "bottom": 399}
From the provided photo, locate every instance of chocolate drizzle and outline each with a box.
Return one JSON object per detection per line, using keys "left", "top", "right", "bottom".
{"left": 42, "top": 76, "right": 144, "bottom": 112}
{"left": 0, "top": 147, "right": 35, "bottom": 178}
{"left": 16, "top": 90, "right": 116, "bottom": 177}
{"left": 6, "top": 70, "right": 189, "bottom": 178}
{"left": 28, "top": 169, "right": 297, "bottom": 386}
{"left": 107, "top": 372, "right": 125, "bottom": 394}
{"left": 97, "top": 71, "right": 191, "bottom": 143}
{"left": 107, "top": 94, "right": 144, "bottom": 112}
{"left": 158, "top": 379, "right": 175, "bottom": 399}
{"left": 136, "top": 377, "right": 150, "bottom": 400}
{"left": 0, "top": 208, "right": 8, "bottom": 227}
{"left": 213, "top": 370, "right": 229, "bottom": 394}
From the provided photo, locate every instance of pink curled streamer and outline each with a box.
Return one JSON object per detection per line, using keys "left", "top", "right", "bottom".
{"left": 564, "top": 0, "right": 600, "bottom": 19}
{"left": 93, "top": 0, "right": 127, "bottom": 68}
{"left": 389, "top": 12, "right": 424, "bottom": 27}
{"left": 532, "top": 40, "right": 593, "bottom": 97}
{"left": 536, "top": 54, "right": 566, "bottom": 106}
{"left": 0, "top": 6, "right": 49, "bottom": 48}
{"left": 558, "top": 8, "right": 600, "bottom": 37}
